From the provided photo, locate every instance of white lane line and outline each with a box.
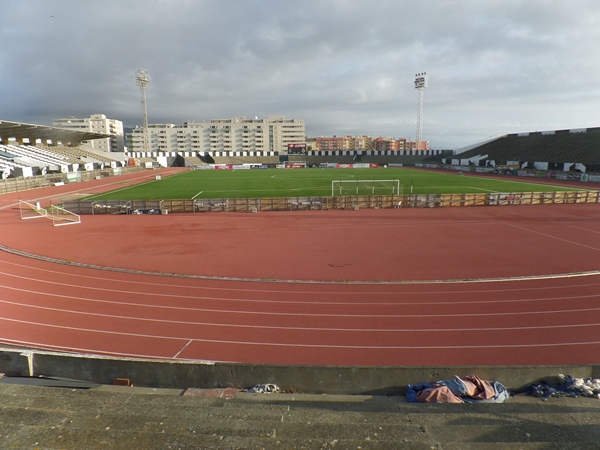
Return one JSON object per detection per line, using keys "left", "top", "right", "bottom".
{"left": 174, "top": 339, "right": 600, "bottom": 351}
{"left": 1, "top": 298, "right": 600, "bottom": 332}
{"left": 1, "top": 271, "right": 599, "bottom": 307}
{"left": 4, "top": 255, "right": 600, "bottom": 296}
{"left": 0, "top": 317, "right": 600, "bottom": 344}
{"left": 503, "top": 222, "right": 600, "bottom": 252}
{"left": 0, "top": 289, "right": 599, "bottom": 318}
{"left": 560, "top": 223, "right": 600, "bottom": 235}
{"left": 3, "top": 314, "right": 599, "bottom": 352}
{"left": 173, "top": 340, "right": 193, "bottom": 358}
{"left": 0, "top": 255, "right": 600, "bottom": 303}
{"left": 0, "top": 337, "right": 187, "bottom": 361}
{"left": 2, "top": 242, "right": 599, "bottom": 286}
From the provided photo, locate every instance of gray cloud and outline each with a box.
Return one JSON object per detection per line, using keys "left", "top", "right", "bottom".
{"left": 1, "top": 0, "right": 599, "bottom": 149}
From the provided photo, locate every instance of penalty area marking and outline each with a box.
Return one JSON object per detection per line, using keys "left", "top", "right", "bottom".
{"left": 192, "top": 191, "right": 203, "bottom": 199}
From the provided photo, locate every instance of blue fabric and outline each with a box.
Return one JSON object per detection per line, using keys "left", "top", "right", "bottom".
{"left": 437, "top": 376, "right": 469, "bottom": 397}
{"left": 526, "top": 375, "right": 599, "bottom": 401}
{"left": 405, "top": 382, "right": 434, "bottom": 403}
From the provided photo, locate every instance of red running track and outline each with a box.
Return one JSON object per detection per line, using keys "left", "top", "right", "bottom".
{"left": 0, "top": 170, "right": 599, "bottom": 367}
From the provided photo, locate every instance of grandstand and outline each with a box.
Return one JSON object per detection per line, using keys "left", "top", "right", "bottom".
{"left": 3, "top": 116, "right": 600, "bottom": 181}
{"left": 182, "top": 153, "right": 433, "bottom": 168}
{"left": 0, "top": 120, "right": 125, "bottom": 179}
{"left": 449, "top": 127, "right": 600, "bottom": 172}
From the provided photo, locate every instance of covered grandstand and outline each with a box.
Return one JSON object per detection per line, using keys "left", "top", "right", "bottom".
{"left": 0, "top": 120, "right": 125, "bottom": 179}
{"left": 449, "top": 126, "right": 600, "bottom": 173}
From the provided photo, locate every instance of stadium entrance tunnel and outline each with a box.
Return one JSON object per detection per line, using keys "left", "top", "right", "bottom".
{"left": 170, "top": 155, "right": 186, "bottom": 167}
{"left": 201, "top": 152, "right": 215, "bottom": 164}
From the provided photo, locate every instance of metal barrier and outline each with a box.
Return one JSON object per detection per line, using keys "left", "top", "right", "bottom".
{"left": 59, "top": 190, "right": 599, "bottom": 215}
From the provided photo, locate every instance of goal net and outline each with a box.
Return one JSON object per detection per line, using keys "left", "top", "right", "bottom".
{"left": 284, "top": 161, "right": 307, "bottom": 169}
{"left": 331, "top": 179, "right": 401, "bottom": 196}
{"left": 19, "top": 200, "right": 81, "bottom": 227}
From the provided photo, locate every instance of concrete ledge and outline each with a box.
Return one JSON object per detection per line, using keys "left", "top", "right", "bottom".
{"left": 0, "top": 348, "right": 597, "bottom": 395}
{"left": 0, "top": 349, "right": 33, "bottom": 376}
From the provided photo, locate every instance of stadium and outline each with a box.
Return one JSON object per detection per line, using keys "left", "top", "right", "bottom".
{"left": 0, "top": 118, "right": 599, "bottom": 439}
{"left": 1, "top": 116, "right": 599, "bottom": 363}
{"left": 1, "top": 118, "right": 599, "bottom": 445}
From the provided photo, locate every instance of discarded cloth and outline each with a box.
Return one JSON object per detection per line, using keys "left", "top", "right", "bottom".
{"left": 526, "top": 374, "right": 600, "bottom": 401}
{"left": 248, "top": 383, "right": 281, "bottom": 394}
{"left": 406, "top": 374, "right": 509, "bottom": 403}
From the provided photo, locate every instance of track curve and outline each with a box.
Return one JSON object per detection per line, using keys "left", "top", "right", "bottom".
{"left": 1, "top": 171, "right": 599, "bottom": 367}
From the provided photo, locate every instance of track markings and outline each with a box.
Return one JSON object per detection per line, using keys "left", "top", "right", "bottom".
{"left": 173, "top": 340, "right": 193, "bottom": 358}
{"left": 1, "top": 286, "right": 599, "bottom": 317}
{"left": 503, "top": 222, "right": 600, "bottom": 252}
{"left": 3, "top": 253, "right": 600, "bottom": 296}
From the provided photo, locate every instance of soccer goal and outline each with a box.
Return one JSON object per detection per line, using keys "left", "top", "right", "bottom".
{"left": 19, "top": 200, "right": 81, "bottom": 227}
{"left": 331, "top": 179, "right": 401, "bottom": 196}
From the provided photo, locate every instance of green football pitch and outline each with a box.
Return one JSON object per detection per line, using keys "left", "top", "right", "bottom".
{"left": 85, "top": 168, "right": 580, "bottom": 201}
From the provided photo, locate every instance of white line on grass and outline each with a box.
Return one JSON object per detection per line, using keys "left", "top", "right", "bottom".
{"left": 191, "top": 191, "right": 203, "bottom": 199}
{"left": 465, "top": 186, "right": 498, "bottom": 192}
{"left": 84, "top": 177, "right": 158, "bottom": 200}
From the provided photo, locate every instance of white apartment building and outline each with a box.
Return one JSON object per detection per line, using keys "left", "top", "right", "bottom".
{"left": 53, "top": 114, "right": 125, "bottom": 152}
{"left": 128, "top": 116, "right": 305, "bottom": 156}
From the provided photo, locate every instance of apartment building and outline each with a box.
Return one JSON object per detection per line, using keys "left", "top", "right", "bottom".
{"left": 346, "top": 135, "right": 373, "bottom": 151}
{"left": 314, "top": 136, "right": 345, "bottom": 151}
{"left": 314, "top": 135, "right": 428, "bottom": 152}
{"left": 53, "top": 114, "right": 125, "bottom": 152}
{"left": 372, "top": 137, "right": 401, "bottom": 151}
{"left": 128, "top": 116, "right": 305, "bottom": 155}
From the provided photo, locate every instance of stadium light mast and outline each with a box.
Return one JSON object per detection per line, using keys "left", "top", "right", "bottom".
{"left": 135, "top": 69, "right": 150, "bottom": 154}
{"left": 414, "top": 72, "right": 428, "bottom": 150}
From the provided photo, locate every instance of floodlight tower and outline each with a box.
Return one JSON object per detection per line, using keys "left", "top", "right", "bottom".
{"left": 414, "top": 72, "right": 428, "bottom": 150}
{"left": 135, "top": 69, "right": 150, "bottom": 154}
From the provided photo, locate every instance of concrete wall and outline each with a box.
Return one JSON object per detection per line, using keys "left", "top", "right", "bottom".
{"left": 1, "top": 348, "right": 597, "bottom": 395}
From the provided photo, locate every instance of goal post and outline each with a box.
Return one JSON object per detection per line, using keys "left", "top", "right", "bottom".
{"left": 331, "top": 179, "right": 401, "bottom": 196}
{"left": 19, "top": 199, "right": 81, "bottom": 226}
{"left": 19, "top": 199, "right": 48, "bottom": 220}
{"left": 284, "top": 161, "right": 307, "bottom": 169}
{"left": 48, "top": 204, "right": 81, "bottom": 227}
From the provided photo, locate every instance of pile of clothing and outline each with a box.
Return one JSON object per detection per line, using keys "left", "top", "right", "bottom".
{"left": 406, "top": 374, "right": 509, "bottom": 403}
{"left": 526, "top": 374, "right": 600, "bottom": 400}
{"left": 248, "top": 383, "right": 281, "bottom": 394}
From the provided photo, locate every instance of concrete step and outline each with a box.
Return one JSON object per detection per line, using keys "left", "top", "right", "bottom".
{"left": 1, "top": 384, "right": 599, "bottom": 449}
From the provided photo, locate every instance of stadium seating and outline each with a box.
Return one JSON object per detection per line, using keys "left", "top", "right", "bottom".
{"left": 183, "top": 156, "right": 204, "bottom": 166}
{"left": 1, "top": 144, "right": 66, "bottom": 166}
{"left": 0, "top": 147, "right": 33, "bottom": 170}
{"left": 454, "top": 128, "right": 600, "bottom": 167}
{"left": 0, "top": 143, "right": 122, "bottom": 178}
{"left": 37, "top": 145, "right": 116, "bottom": 163}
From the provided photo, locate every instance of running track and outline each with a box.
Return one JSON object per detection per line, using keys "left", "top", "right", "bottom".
{"left": 1, "top": 169, "right": 599, "bottom": 367}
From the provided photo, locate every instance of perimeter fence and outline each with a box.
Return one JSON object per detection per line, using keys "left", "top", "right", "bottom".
{"left": 60, "top": 190, "right": 599, "bottom": 215}
{"left": 0, "top": 167, "right": 146, "bottom": 195}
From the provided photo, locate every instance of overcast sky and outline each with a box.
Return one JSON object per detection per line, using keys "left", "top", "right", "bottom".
{"left": 1, "top": 0, "right": 599, "bottom": 149}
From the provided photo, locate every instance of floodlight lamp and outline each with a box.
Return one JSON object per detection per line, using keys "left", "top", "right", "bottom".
{"left": 136, "top": 70, "right": 149, "bottom": 88}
